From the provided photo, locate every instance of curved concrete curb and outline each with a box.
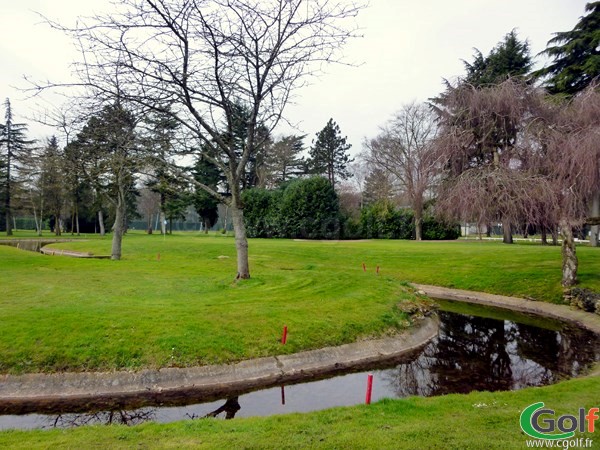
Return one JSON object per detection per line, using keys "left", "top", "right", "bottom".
{"left": 414, "top": 284, "right": 600, "bottom": 335}
{"left": 40, "top": 246, "right": 110, "bottom": 259}
{"left": 0, "top": 316, "right": 438, "bottom": 413}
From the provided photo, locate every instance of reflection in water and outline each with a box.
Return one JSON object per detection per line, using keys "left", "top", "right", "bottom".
{"left": 45, "top": 409, "right": 156, "bottom": 428}
{"left": 2, "top": 308, "right": 599, "bottom": 430}
{"left": 187, "top": 397, "right": 241, "bottom": 420}
{"left": 382, "top": 311, "right": 600, "bottom": 398}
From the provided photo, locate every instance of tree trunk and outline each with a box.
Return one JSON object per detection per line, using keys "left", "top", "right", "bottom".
{"left": 486, "top": 222, "right": 492, "bottom": 238}
{"left": 33, "top": 207, "right": 41, "bottom": 236}
{"left": 541, "top": 227, "right": 548, "bottom": 245}
{"left": 559, "top": 219, "right": 578, "bottom": 287}
{"left": 414, "top": 203, "right": 423, "bottom": 241}
{"left": 160, "top": 210, "right": 166, "bottom": 235}
{"left": 111, "top": 186, "right": 126, "bottom": 260}
{"left": 55, "top": 212, "right": 61, "bottom": 236}
{"left": 204, "top": 218, "right": 210, "bottom": 234}
{"left": 590, "top": 193, "right": 600, "bottom": 246}
{"left": 502, "top": 220, "right": 513, "bottom": 244}
{"left": 75, "top": 207, "right": 80, "bottom": 236}
{"left": 98, "top": 210, "right": 106, "bottom": 236}
{"left": 231, "top": 202, "right": 250, "bottom": 279}
{"left": 551, "top": 228, "right": 558, "bottom": 246}
{"left": 5, "top": 149, "right": 12, "bottom": 236}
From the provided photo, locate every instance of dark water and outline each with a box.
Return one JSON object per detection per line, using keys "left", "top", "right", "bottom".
{"left": 1, "top": 302, "right": 598, "bottom": 430}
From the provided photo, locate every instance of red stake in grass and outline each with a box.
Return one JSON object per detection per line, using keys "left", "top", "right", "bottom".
{"left": 376, "top": 265, "right": 380, "bottom": 275}
{"left": 281, "top": 325, "right": 288, "bottom": 345}
{"left": 365, "top": 374, "right": 373, "bottom": 404}
{"left": 362, "top": 262, "right": 366, "bottom": 272}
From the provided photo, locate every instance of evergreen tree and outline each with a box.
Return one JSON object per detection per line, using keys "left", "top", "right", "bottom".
{"left": 535, "top": 2, "right": 600, "bottom": 96}
{"left": 463, "top": 30, "right": 532, "bottom": 87}
{"left": 308, "top": 118, "right": 353, "bottom": 189}
{"left": 144, "top": 109, "right": 181, "bottom": 234}
{"left": 38, "top": 136, "right": 65, "bottom": 236}
{"left": 0, "top": 98, "right": 35, "bottom": 235}
{"left": 363, "top": 168, "right": 397, "bottom": 206}
{"left": 70, "top": 104, "right": 139, "bottom": 259}
{"left": 192, "top": 155, "right": 221, "bottom": 233}
{"left": 264, "top": 134, "right": 307, "bottom": 187}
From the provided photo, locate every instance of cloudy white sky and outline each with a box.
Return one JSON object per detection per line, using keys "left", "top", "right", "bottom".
{"left": 0, "top": 0, "right": 591, "bottom": 154}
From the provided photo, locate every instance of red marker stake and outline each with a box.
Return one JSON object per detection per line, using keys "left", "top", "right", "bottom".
{"left": 362, "top": 262, "right": 366, "bottom": 272}
{"left": 281, "top": 325, "right": 288, "bottom": 345}
{"left": 376, "top": 265, "right": 380, "bottom": 275}
{"left": 365, "top": 374, "right": 373, "bottom": 404}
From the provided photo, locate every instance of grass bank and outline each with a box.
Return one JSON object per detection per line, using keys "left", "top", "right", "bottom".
{"left": 2, "top": 232, "right": 600, "bottom": 374}
{"left": 1, "top": 374, "right": 598, "bottom": 449}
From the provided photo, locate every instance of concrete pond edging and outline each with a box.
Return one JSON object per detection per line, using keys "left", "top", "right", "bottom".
{"left": 414, "top": 284, "right": 600, "bottom": 336}
{"left": 0, "top": 316, "right": 439, "bottom": 413}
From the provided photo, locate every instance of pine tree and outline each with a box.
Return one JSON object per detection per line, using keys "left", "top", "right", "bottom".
{"left": 308, "top": 119, "right": 353, "bottom": 189}
{"left": 535, "top": 2, "right": 600, "bottom": 96}
{"left": 144, "top": 109, "right": 180, "bottom": 235}
{"left": 192, "top": 155, "right": 221, "bottom": 233}
{"left": 38, "top": 136, "right": 65, "bottom": 236}
{"left": 0, "top": 98, "right": 35, "bottom": 235}
{"left": 363, "top": 168, "right": 397, "bottom": 206}
{"left": 264, "top": 134, "right": 307, "bottom": 187}
{"left": 463, "top": 30, "right": 532, "bottom": 87}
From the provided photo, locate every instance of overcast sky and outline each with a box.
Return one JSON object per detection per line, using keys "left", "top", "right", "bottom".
{"left": 0, "top": 0, "right": 591, "bottom": 155}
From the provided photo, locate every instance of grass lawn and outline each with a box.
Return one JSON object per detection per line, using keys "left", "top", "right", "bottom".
{"left": 2, "top": 232, "right": 600, "bottom": 448}
{"left": 1, "top": 232, "right": 600, "bottom": 374}
{"left": 0, "top": 374, "right": 598, "bottom": 449}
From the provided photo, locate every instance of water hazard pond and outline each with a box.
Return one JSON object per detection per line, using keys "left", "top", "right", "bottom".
{"left": 1, "top": 300, "right": 598, "bottom": 430}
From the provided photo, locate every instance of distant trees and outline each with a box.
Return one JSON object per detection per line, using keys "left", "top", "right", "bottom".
{"left": 68, "top": 104, "right": 140, "bottom": 259}
{"left": 37, "top": 136, "right": 65, "bottom": 236}
{"left": 364, "top": 103, "right": 439, "bottom": 240}
{"left": 462, "top": 30, "right": 533, "bottom": 87}
{"left": 362, "top": 167, "right": 396, "bottom": 206}
{"left": 308, "top": 119, "right": 353, "bottom": 189}
{"left": 263, "top": 135, "right": 307, "bottom": 188}
{"left": 535, "top": 2, "right": 600, "bottom": 96}
{"left": 0, "top": 99, "right": 35, "bottom": 235}
{"left": 192, "top": 156, "right": 220, "bottom": 234}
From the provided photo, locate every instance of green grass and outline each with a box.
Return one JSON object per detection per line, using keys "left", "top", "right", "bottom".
{"left": 1, "top": 373, "right": 598, "bottom": 449}
{"left": 2, "top": 232, "right": 600, "bottom": 374}
{"left": 2, "top": 231, "right": 600, "bottom": 448}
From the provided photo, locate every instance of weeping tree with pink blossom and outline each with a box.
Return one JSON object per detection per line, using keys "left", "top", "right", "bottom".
{"left": 434, "top": 79, "right": 600, "bottom": 288}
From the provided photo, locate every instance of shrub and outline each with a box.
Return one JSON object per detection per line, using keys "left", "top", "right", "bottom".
{"left": 278, "top": 177, "right": 341, "bottom": 239}
{"left": 241, "top": 188, "right": 282, "bottom": 238}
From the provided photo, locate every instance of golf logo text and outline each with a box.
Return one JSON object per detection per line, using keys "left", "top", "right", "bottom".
{"left": 520, "top": 402, "right": 599, "bottom": 440}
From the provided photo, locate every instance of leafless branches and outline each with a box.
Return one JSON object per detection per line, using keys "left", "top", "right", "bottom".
{"left": 364, "top": 102, "right": 440, "bottom": 239}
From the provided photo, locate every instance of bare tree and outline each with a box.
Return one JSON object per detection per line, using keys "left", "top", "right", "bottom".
{"left": 364, "top": 102, "right": 439, "bottom": 240}
{"left": 138, "top": 187, "right": 160, "bottom": 232}
{"left": 41, "top": 0, "right": 364, "bottom": 278}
